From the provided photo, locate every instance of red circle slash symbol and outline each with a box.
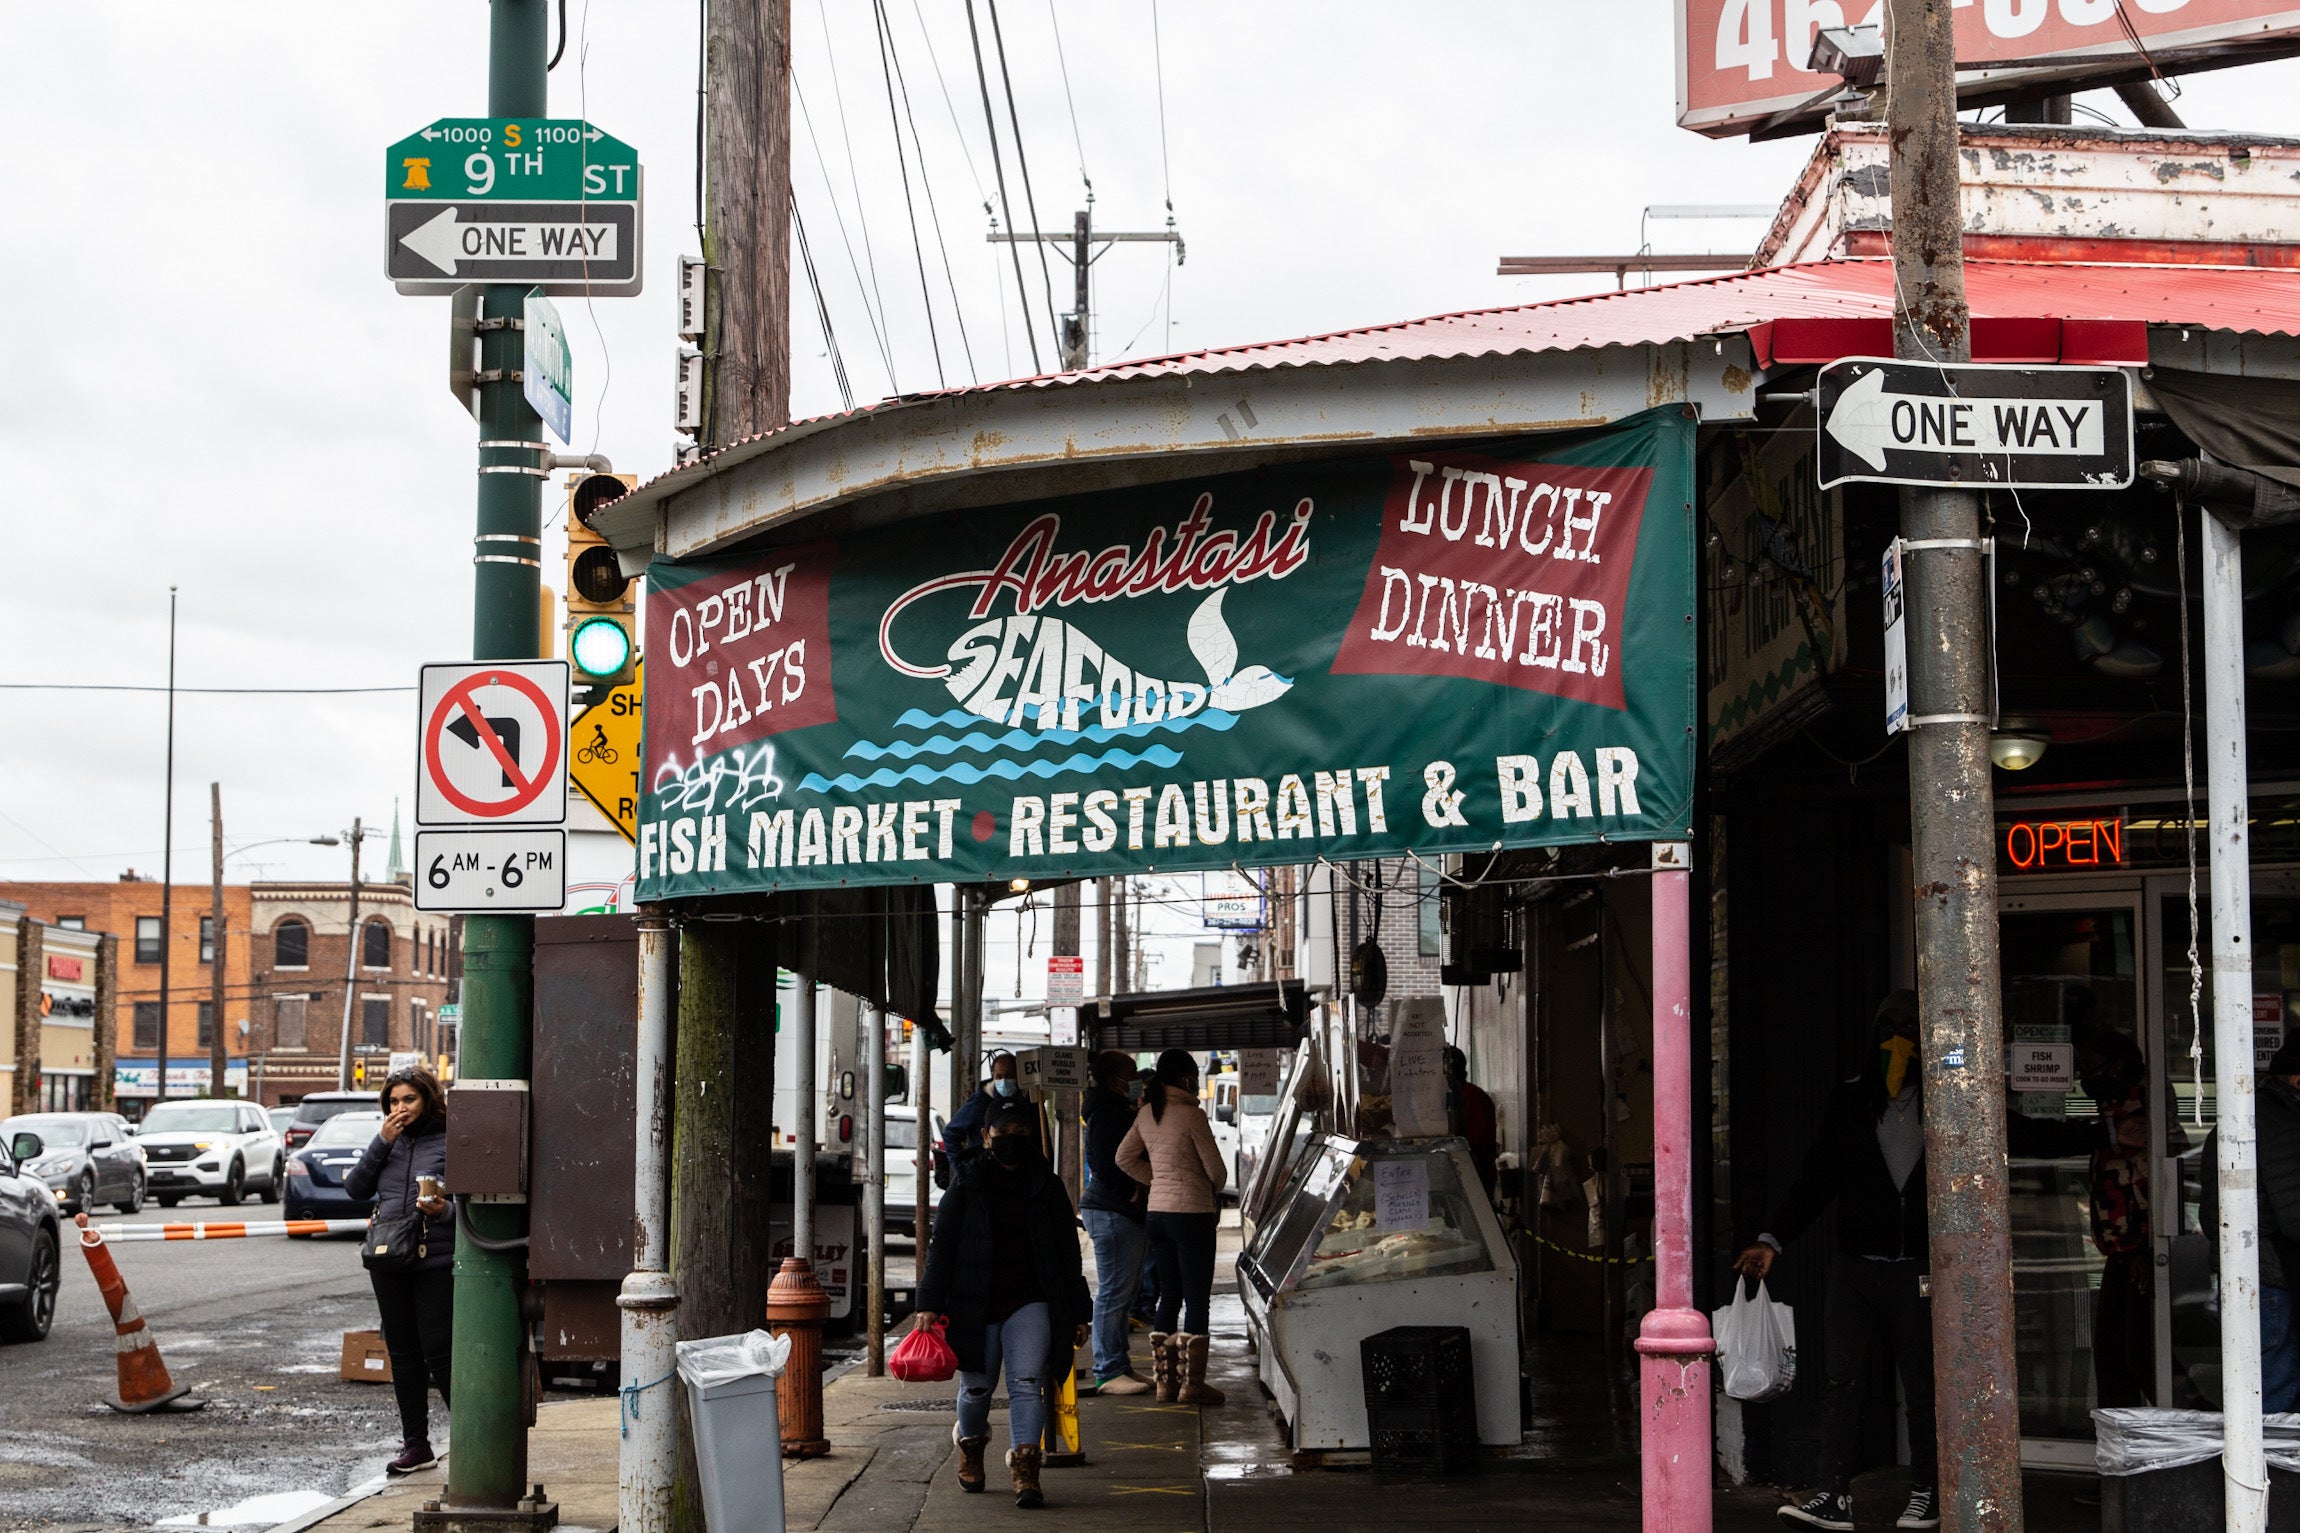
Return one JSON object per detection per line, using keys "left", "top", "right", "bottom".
{"left": 423, "top": 671, "right": 563, "bottom": 818}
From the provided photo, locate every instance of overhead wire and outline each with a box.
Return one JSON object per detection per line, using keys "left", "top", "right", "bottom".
{"left": 1046, "top": 0, "right": 1091, "bottom": 203}
{"left": 964, "top": 0, "right": 1043, "bottom": 374}
{"left": 792, "top": 194, "right": 856, "bottom": 411}
{"left": 871, "top": 0, "right": 946, "bottom": 389}
{"left": 985, "top": 0, "right": 1065, "bottom": 365}
{"left": 814, "top": 0, "right": 901, "bottom": 393}
{"left": 883, "top": 6, "right": 979, "bottom": 382}
{"left": 904, "top": 0, "right": 988, "bottom": 207}
{"left": 793, "top": 74, "right": 899, "bottom": 388}
{"left": 1151, "top": 0, "right": 1176, "bottom": 347}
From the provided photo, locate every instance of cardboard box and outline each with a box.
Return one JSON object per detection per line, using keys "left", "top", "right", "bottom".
{"left": 339, "top": 1329, "right": 394, "bottom": 1384}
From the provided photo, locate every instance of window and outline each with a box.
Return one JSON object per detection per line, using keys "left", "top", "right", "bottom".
{"left": 199, "top": 915, "right": 215, "bottom": 964}
{"left": 362, "top": 997, "right": 390, "bottom": 1048}
{"left": 363, "top": 919, "right": 391, "bottom": 970}
{"left": 133, "top": 1002, "right": 160, "bottom": 1050}
{"left": 135, "top": 916, "right": 162, "bottom": 964}
{"left": 1418, "top": 861, "right": 1444, "bottom": 958}
{"left": 57, "top": 916, "right": 84, "bottom": 930}
{"left": 196, "top": 1001, "right": 214, "bottom": 1049}
{"left": 274, "top": 920, "right": 309, "bottom": 969}
{"left": 274, "top": 996, "right": 308, "bottom": 1050}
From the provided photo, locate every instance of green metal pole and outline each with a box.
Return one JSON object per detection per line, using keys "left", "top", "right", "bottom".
{"left": 448, "top": 0, "right": 546, "bottom": 1514}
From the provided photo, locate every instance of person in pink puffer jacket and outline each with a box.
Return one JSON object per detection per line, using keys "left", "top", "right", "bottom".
{"left": 1115, "top": 1049, "right": 1228, "bottom": 1406}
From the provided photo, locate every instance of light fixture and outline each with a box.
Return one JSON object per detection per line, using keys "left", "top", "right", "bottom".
{"left": 1007, "top": 877, "right": 1032, "bottom": 893}
{"left": 1809, "top": 25, "right": 1884, "bottom": 88}
{"left": 1990, "top": 726, "right": 2051, "bottom": 771}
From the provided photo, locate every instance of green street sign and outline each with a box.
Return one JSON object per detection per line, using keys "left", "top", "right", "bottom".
{"left": 386, "top": 118, "right": 638, "bottom": 203}
{"left": 386, "top": 117, "right": 643, "bottom": 297}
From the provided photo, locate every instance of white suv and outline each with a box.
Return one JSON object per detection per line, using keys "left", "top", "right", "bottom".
{"left": 135, "top": 1099, "right": 285, "bottom": 1208}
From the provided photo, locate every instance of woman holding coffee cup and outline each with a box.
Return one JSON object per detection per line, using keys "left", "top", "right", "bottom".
{"left": 345, "top": 1065, "right": 455, "bottom": 1475}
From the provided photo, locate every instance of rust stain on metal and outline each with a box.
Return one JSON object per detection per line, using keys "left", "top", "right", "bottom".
{"left": 1720, "top": 363, "right": 1753, "bottom": 396}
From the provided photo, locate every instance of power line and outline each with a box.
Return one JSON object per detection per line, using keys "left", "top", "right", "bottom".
{"left": 904, "top": 0, "right": 988, "bottom": 208}
{"left": 872, "top": 0, "right": 945, "bottom": 389}
{"left": 793, "top": 74, "right": 899, "bottom": 388}
{"left": 792, "top": 193, "right": 856, "bottom": 411}
{"left": 985, "top": 0, "right": 1065, "bottom": 365}
{"left": 883, "top": 4, "right": 978, "bottom": 383}
{"left": 813, "top": 0, "right": 900, "bottom": 392}
{"left": 1151, "top": 0, "right": 1176, "bottom": 349}
{"left": 963, "top": 0, "right": 1043, "bottom": 375}
{"left": 1046, "top": 0, "right": 1091, "bottom": 202}
{"left": 0, "top": 684, "right": 413, "bottom": 694}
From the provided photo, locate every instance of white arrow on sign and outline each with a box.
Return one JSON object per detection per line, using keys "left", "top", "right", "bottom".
{"left": 1825, "top": 366, "right": 2106, "bottom": 472}
{"left": 399, "top": 207, "right": 622, "bottom": 276}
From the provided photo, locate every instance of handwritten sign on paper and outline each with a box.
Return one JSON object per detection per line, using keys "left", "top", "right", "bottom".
{"left": 1375, "top": 1159, "right": 1430, "bottom": 1233}
{"left": 1390, "top": 997, "right": 1450, "bottom": 1138}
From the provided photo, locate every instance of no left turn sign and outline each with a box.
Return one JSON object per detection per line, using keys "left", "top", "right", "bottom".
{"left": 416, "top": 661, "right": 570, "bottom": 826}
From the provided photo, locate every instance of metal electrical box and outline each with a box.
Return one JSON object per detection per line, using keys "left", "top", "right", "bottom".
{"left": 445, "top": 1080, "right": 530, "bottom": 1201}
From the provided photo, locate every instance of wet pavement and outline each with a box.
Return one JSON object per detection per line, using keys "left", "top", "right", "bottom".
{"left": 0, "top": 1202, "right": 409, "bottom": 1532}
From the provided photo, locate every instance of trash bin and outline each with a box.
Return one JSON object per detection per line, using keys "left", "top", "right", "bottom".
{"left": 677, "top": 1329, "right": 794, "bottom": 1533}
{"left": 2096, "top": 1408, "right": 2300, "bottom": 1533}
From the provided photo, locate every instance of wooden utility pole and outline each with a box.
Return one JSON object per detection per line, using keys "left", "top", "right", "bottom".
{"left": 1886, "top": 3, "right": 2023, "bottom": 1527}
{"left": 672, "top": 5, "right": 792, "bottom": 1524}
{"left": 989, "top": 210, "right": 1184, "bottom": 371}
{"left": 209, "top": 784, "right": 229, "bottom": 1097}
{"left": 1095, "top": 879, "right": 1113, "bottom": 998}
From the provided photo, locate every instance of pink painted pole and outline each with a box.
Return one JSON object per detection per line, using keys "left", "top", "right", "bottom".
{"left": 1635, "top": 857, "right": 1712, "bottom": 1533}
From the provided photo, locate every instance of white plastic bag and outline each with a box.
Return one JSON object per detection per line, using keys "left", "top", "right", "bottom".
{"left": 1712, "top": 1278, "right": 1797, "bottom": 1403}
{"left": 676, "top": 1328, "right": 793, "bottom": 1390}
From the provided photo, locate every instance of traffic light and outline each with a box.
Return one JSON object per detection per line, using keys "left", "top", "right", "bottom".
{"left": 565, "top": 472, "right": 639, "bottom": 705}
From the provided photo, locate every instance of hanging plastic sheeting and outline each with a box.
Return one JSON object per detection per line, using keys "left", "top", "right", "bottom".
{"left": 2093, "top": 1408, "right": 2300, "bottom": 1475}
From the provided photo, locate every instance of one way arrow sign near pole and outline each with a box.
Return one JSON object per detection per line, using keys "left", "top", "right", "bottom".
{"left": 1814, "top": 358, "right": 2134, "bottom": 492}
{"left": 386, "top": 201, "right": 638, "bottom": 292}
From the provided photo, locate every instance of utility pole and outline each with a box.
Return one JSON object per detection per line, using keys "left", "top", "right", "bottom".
{"left": 334, "top": 820, "right": 364, "bottom": 1092}
{"left": 1052, "top": 882, "right": 1082, "bottom": 1202}
{"left": 1095, "top": 878, "right": 1113, "bottom": 999}
{"left": 1112, "top": 879, "right": 1132, "bottom": 996}
{"left": 157, "top": 587, "right": 177, "bottom": 1105}
{"left": 208, "top": 784, "right": 227, "bottom": 1098}
{"left": 1885, "top": 3, "right": 2024, "bottom": 1527}
{"left": 990, "top": 212, "right": 1184, "bottom": 370}
{"left": 437, "top": 2, "right": 551, "bottom": 1522}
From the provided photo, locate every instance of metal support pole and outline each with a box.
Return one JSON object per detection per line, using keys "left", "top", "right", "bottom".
{"left": 913, "top": 1016, "right": 931, "bottom": 1244}
{"left": 1636, "top": 852, "right": 1710, "bottom": 1533}
{"left": 335, "top": 823, "right": 363, "bottom": 1090}
{"left": 2206, "top": 510, "right": 2268, "bottom": 1532}
{"left": 864, "top": 1000, "right": 887, "bottom": 1376}
{"left": 767, "top": 905, "right": 831, "bottom": 1456}
{"left": 618, "top": 916, "right": 679, "bottom": 1533}
{"left": 792, "top": 917, "right": 819, "bottom": 1263}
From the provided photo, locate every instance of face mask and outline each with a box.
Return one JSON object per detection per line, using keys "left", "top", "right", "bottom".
{"left": 1878, "top": 1033, "right": 1916, "bottom": 1098}
{"left": 1124, "top": 1082, "right": 1145, "bottom": 1103}
{"left": 991, "top": 1136, "right": 1028, "bottom": 1167}
{"left": 990, "top": 1078, "right": 1018, "bottom": 1100}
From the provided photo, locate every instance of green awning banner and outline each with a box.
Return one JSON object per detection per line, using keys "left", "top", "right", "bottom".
{"left": 637, "top": 406, "right": 1696, "bottom": 898}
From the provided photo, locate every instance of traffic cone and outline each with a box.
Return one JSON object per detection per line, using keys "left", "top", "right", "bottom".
{"left": 73, "top": 1214, "right": 204, "bottom": 1414}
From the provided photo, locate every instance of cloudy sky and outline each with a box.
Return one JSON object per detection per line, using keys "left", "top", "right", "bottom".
{"left": 4, "top": 1, "right": 2293, "bottom": 967}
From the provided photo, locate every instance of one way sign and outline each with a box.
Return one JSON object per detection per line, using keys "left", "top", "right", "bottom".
{"left": 1815, "top": 358, "right": 2133, "bottom": 492}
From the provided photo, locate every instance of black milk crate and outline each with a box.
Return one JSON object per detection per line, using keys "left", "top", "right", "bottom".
{"left": 1360, "top": 1326, "right": 1477, "bottom": 1477}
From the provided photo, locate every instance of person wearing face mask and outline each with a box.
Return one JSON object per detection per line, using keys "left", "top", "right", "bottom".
{"left": 1079, "top": 1050, "right": 1152, "bottom": 1394}
{"left": 913, "top": 1102, "right": 1092, "bottom": 1509}
{"left": 1116, "top": 1049, "right": 1230, "bottom": 1406}
{"left": 1735, "top": 991, "right": 1938, "bottom": 1532}
{"left": 945, "top": 1050, "right": 1038, "bottom": 1163}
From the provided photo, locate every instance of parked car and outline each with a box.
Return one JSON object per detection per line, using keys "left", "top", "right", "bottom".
{"left": 283, "top": 1111, "right": 386, "bottom": 1227}
{"left": 282, "top": 1091, "right": 375, "bottom": 1152}
{"left": 267, "top": 1106, "right": 297, "bottom": 1136}
{"left": 884, "top": 1104, "right": 946, "bottom": 1237}
{"left": 0, "top": 1113, "right": 145, "bottom": 1215}
{"left": 0, "top": 1127, "right": 64, "bottom": 1342}
{"left": 136, "top": 1098, "right": 284, "bottom": 1208}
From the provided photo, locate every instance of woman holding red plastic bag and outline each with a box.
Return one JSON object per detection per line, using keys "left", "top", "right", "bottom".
{"left": 911, "top": 1102, "right": 1091, "bottom": 1509}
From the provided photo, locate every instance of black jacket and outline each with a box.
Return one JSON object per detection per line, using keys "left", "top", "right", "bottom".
{"left": 918, "top": 1154, "right": 1090, "bottom": 1381}
{"left": 1080, "top": 1087, "right": 1149, "bottom": 1221}
{"left": 1760, "top": 1080, "right": 1928, "bottom": 1265}
{"left": 2205, "top": 1077, "right": 2300, "bottom": 1289}
{"left": 345, "top": 1120, "right": 455, "bottom": 1271}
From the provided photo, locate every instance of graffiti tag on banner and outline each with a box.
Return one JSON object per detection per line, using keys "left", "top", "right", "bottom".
{"left": 635, "top": 408, "right": 1697, "bottom": 898}
{"left": 570, "top": 661, "right": 643, "bottom": 843}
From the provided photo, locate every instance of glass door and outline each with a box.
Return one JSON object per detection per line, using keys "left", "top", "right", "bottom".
{"left": 1998, "top": 890, "right": 2148, "bottom": 1464}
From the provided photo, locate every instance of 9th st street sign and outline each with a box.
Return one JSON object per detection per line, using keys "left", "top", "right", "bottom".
{"left": 1816, "top": 358, "right": 2133, "bottom": 493}
{"left": 385, "top": 117, "right": 642, "bottom": 296}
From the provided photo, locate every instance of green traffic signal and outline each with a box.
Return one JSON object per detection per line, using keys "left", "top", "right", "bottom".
{"left": 571, "top": 615, "right": 633, "bottom": 679}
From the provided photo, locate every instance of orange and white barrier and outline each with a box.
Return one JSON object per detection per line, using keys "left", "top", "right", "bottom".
{"left": 86, "top": 1218, "right": 370, "bottom": 1243}
{"left": 72, "top": 1213, "right": 203, "bottom": 1414}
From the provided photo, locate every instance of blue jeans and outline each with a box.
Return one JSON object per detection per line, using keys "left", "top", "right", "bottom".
{"left": 2266, "top": 1285, "right": 2300, "bottom": 1414}
{"left": 1081, "top": 1209, "right": 1148, "bottom": 1380}
{"left": 956, "top": 1301, "right": 1050, "bottom": 1451}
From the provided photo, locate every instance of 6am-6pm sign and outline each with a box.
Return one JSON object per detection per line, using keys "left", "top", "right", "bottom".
{"left": 633, "top": 409, "right": 1696, "bottom": 899}
{"left": 1679, "top": 1, "right": 2300, "bottom": 137}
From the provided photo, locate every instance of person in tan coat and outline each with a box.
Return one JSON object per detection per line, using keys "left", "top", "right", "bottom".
{"left": 1116, "top": 1049, "right": 1228, "bottom": 1405}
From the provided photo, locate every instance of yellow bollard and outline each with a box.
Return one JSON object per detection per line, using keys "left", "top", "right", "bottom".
{"left": 1044, "top": 1365, "right": 1085, "bottom": 1466}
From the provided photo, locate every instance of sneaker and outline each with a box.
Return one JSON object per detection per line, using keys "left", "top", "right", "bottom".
{"left": 1779, "top": 1490, "right": 1853, "bottom": 1530}
{"left": 1096, "top": 1370, "right": 1152, "bottom": 1396}
{"left": 386, "top": 1441, "right": 438, "bottom": 1476}
{"left": 1897, "top": 1487, "right": 1940, "bottom": 1529}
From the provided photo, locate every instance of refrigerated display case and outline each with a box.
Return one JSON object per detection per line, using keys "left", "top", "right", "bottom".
{"left": 1237, "top": 1134, "right": 1518, "bottom": 1451}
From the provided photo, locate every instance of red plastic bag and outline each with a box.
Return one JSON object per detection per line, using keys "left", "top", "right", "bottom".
{"left": 890, "top": 1318, "right": 958, "bottom": 1383}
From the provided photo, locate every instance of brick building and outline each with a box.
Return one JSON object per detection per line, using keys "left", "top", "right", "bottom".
{"left": 2, "top": 905, "right": 115, "bottom": 1114}
{"left": 0, "top": 875, "right": 457, "bottom": 1109}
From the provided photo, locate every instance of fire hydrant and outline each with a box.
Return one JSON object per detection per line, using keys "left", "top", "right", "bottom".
{"left": 766, "top": 1256, "right": 832, "bottom": 1457}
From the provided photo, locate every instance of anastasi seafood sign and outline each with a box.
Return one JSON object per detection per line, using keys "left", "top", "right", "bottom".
{"left": 635, "top": 407, "right": 1696, "bottom": 898}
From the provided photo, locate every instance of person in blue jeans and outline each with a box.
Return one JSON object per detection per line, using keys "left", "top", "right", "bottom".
{"left": 913, "top": 1102, "right": 1091, "bottom": 1508}
{"left": 1079, "top": 1050, "right": 1151, "bottom": 1394}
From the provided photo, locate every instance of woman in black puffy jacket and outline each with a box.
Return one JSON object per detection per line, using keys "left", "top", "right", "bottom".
{"left": 344, "top": 1066, "right": 455, "bottom": 1475}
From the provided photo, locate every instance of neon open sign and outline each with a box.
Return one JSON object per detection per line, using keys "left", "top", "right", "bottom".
{"left": 2003, "top": 818, "right": 2125, "bottom": 871}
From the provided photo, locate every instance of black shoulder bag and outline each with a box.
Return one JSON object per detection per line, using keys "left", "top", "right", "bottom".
{"left": 361, "top": 1141, "right": 432, "bottom": 1272}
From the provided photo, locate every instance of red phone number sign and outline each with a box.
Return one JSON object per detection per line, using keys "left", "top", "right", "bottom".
{"left": 1678, "top": 1, "right": 2300, "bottom": 136}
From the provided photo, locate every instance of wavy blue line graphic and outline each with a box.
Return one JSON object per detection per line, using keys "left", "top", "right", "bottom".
{"left": 844, "top": 709, "right": 1241, "bottom": 762}
{"left": 799, "top": 745, "right": 1186, "bottom": 794}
